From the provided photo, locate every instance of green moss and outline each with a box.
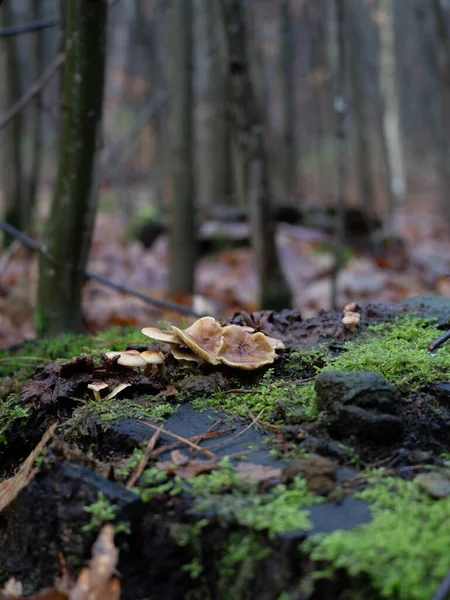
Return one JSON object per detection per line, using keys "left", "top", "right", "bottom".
{"left": 304, "top": 474, "right": 450, "bottom": 600}
{"left": 63, "top": 397, "right": 175, "bottom": 438}
{"left": 83, "top": 492, "right": 131, "bottom": 535}
{"left": 192, "top": 371, "right": 318, "bottom": 422}
{"left": 0, "top": 394, "right": 30, "bottom": 446}
{"left": 324, "top": 317, "right": 450, "bottom": 390}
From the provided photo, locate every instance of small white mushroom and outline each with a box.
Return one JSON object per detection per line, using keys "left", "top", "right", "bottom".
{"left": 105, "top": 350, "right": 147, "bottom": 369}
{"left": 87, "top": 382, "right": 109, "bottom": 402}
{"left": 342, "top": 311, "right": 360, "bottom": 332}
{"left": 104, "top": 383, "right": 131, "bottom": 401}
{"left": 141, "top": 327, "right": 182, "bottom": 344}
{"left": 140, "top": 350, "right": 167, "bottom": 378}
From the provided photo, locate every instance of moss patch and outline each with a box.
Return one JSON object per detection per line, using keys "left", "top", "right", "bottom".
{"left": 304, "top": 473, "right": 450, "bottom": 600}
{"left": 0, "top": 394, "right": 30, "bottom": 446}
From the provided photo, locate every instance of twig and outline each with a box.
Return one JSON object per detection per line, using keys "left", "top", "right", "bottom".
{"left": 151, "top": 427, "right": 235, "bottom": 458}
{"left": 428, "top": 329, "right": 450, "bottom": 353}
{"left": 0, "top": 17, "right": 58, "bottom": 37}
{"left": 0, "top": 220, "right": 205, "bottom": 318}
{"left": 202, "top": 409, "right": 265, "bottom": 452}
{"left": 126, "top": 424, "right": 164, "bottom": 489}
{"left": 138, "top": 420, "right": 217, "bottom": 459}
{"left": 243, "top": 402, "right": 279, "bottom": 431}
{"left": 0, "top": 53, "right": 65, "bottom": 132}
{"left": 431, "top": 569, "right": 450, "bottom": 600}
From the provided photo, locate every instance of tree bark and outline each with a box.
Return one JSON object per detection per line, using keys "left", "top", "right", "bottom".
{"left": 378, "top": 0, "right": 407, "bottom": 213}
{"left": 280, "top": 0, "right": 296, "bottom": 205}
{"left": 430, "top": 0, "right": 450, "bottom": 224}
{"left": 0, "top": 1, "right": 24, "bottom": 245}
{"left": 167, "top": 0, "right": 196, "bottom": 298}
{"left": 219, "top": 0, "right": 292, "bottom": 310}
{"left": 36, "top": 0, "right": 107, "bottom": 335}
{"left": 195, "top": 0, "right": 230, "bottom": 209}
{"left": 330, "top": 0, "right": 347, "bottom": 311}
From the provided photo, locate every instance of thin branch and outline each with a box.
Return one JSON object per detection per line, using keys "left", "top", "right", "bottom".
{"left": 138, "top": 420, "right": 217, "bottom": 459}
{"left": 0, "top": 220, "right": 206, "bottom": 318}
{"left": 126, "top": 424, "right": 164, "bottom": 489}
{"left": 0, "top": 52, "right": 65, "bottom": 132}
{"left": 0, "top": 17, "right": 58, "bottom": 37}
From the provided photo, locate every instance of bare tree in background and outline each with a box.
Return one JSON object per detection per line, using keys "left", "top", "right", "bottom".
{"left": 0, "top": 2, "right": 24, "bottom": 244}
{"left": 378, "top": 0, "right": 407, "bottom": 222}
{"left": 330, "top": 0, "right": 347, "bottom": 311}
{"left": 195, "top": 0, "right": 230, "bottom": 210}
{"left": 167, "top": 0, "right": 196, "bottom": 299}
{"left": 280, "top": 0, "right": 296, "bottom": 206}
{"left": 347, "top": 0, "right": 374, "bottom": 211}
{"left": 430, "top": 0, "right": 450, "bottom": 224}
{"left": 219, "top": 0, "right": 292, "bottom": 310}
{"left": 37, "top": 0, "right": 107, "bottom": 335}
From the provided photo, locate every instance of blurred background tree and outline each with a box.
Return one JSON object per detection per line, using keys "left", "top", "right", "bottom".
{"left": 1, "top": 0, "right": 450, "bottom": 343}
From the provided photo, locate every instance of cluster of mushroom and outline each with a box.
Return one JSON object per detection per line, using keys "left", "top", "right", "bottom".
{"left": 142, "top": 316, "right": 285, "bottom": 371}
{"left": 341, "top": 302, "right": 361, "bottom": 332}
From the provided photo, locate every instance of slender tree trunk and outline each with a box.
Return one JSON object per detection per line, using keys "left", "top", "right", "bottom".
{"left": 167, "top": 0, "right": 196, "bottom": 298}
{"left": 280, "top": 0, "right": 296, "bottom": 205}
{"left": 0, "top": 2, "right": 24, "bottom": 245}
{"left": 347, "top": 0, "right": 374, "bottom": 211}
{"left": 219, "top": 0, "right": 292, "bottom": 310}
{"left": 330, "top": 0, "right": 347, "bottom": 311}
{"left": 36, "top": 0, "right": 107, "bottom": 335}
{"left": 26, "top": 0, "right": 45, "bottom": 233}
{"left": 430, "top": 0, "right": 450, "bottom": 224}
{"left": 378, "top": 0, "right": 407, "bottom": 212}
{"left": 195, "top": 0, "right": 229, "bottom": 209}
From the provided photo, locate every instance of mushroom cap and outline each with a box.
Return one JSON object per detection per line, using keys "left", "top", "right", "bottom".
{"left": 140, "top": 350, "right": 165, "bottom": 364}
{"left": 217, "top": 325, "right": 275, "bottom": 370}
{"left": 171, "top": 316, "right": 222, "bottom": 365}
{"left": 87, "top": 382, "right": 109, "bottom": 392}
{"left": 171, "top": 345, "right": 205, "bottom": 363}
{"left": 265, "top": 335, "right": 285, "bottom": 351}
{"left": 105, "top": 350, "right": 147, "bottom": 368}
{"left": 141, "top": 327, "right": 181, "bottom": 344}
{"left": 342, "top": 312, "right": 360, "bottom": 331}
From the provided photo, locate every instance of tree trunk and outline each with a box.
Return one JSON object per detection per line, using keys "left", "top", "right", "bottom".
{"left": 280, "top": 0, "right": 296, "bottom": 205}
{"left": 36, "top": 0, "right": 107, "bottom": 335}
{"left": 430, "top": 0, "right": 450, "bottom": 224}
{"left": 167, "top": 0, "right": 196, "bottom": 298}
{"left": 347, "top": 0, "right": 374, "bottom": 211}
{"left": 330, "top": 0, "right": 347, "bottom": 311}
{"left": 26, "top": 0, "right": 45, "bottom": 234}
{"left": 378, "top": 0, "right": 407, "bottom": 214}
{"left": 0, "top": 2, "right": 24, "bottom": 245}
{"left": 219, "top": 0, "right": 292, "bottom": 310}
{"left": 195, "top": 0, "right": 230, "bottom": 209}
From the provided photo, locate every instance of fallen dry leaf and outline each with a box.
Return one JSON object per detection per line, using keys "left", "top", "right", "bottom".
{"left": 235, "top": 462, "right": 282, "bottom": 484}
{"left": 69, "top": 525, "right": 120, "bottom": 600}
{"left": 0, "top": 422, "right": 58, "bottom": 513}
{"left": 156, "top": 458, "right": 219, "bottom": 479}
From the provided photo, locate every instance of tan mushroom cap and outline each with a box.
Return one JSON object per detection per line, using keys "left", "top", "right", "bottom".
{"left": 265, "top": 335, "right": 285, "bottom": 351}
{"left": 105, "top": 350, "right": 147, "bottom": 368}
{"left": 140, "top": 350, "right": 165, "bottom": 364}
{"left": 171, "top": 316, "right": 222, "bottom": 365}
{"left": 88, "top": 382, "right": 109, "bottom": 392}
{"left": 141, "top": 327, "right": 181, "bottom": 344}
{"left": 342, "top": 311, "right": 360, "bottom": 331}
{"left": 171, "top": 345, "right": 205, "bottom": 363}
{"left": 217, "top": 325, "right": 275, "bottom": 370}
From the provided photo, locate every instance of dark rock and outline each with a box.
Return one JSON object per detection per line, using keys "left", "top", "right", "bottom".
{"left": 284, "top": 454, "right": 336, "bottom": 495}
{"left": 315, "top": 371, "right": 404, "bottom": 442}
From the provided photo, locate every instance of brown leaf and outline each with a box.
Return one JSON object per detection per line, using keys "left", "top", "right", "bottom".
{"left": 156, "top": 459, "right": 219, "bottom": 479}
{"left": 235, "top": 462, "right": 282, "bottom": 484}
{"left": 0, "top": 423, "right": 58, "bottom": 513}
{"left": 69, "top": 525, "right": 120, "bottom": 600}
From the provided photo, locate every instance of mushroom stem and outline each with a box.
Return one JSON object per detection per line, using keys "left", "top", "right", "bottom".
{"left": 92, "top": 390, "right": 101, "bottom": 402}
{"left": 158, "top": 363, "right": 167, "bottom": 379}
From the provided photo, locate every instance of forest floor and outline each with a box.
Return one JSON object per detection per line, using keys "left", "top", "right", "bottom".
{"left": 1, "top": 194, "right": 450, "bottom": 349}
{"left": 0, "top": 295, "right": 449, "bottom": 599}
